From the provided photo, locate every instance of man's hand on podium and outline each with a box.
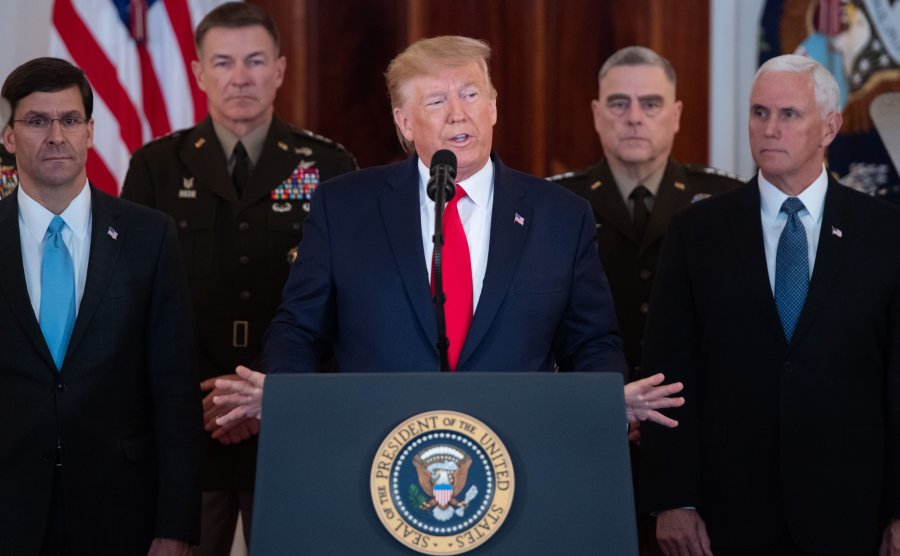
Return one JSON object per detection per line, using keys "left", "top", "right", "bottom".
{"left": 212, "top": 366, "right": 266, "bottom": 435}
{"left": 624, "top": 373, "right": 684, "bottom": 428}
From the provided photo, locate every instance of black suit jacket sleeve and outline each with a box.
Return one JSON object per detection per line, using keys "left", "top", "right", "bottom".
{"left": 638, "top": 210, "right": 701, "bottom": 511}
{"left": 889, "top": 266, "right": 900, "bottom": 519}
{"left": 146, "top": 216, "right": 202, "bottom": 541}
{"left": 554, "top": 198, "right": 628, "bottom": 376}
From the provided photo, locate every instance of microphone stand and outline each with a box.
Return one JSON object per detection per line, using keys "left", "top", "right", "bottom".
{"left": 432, "top": 178, "right": 452, "bottom": 373}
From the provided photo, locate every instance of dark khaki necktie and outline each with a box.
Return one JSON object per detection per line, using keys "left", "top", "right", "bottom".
{"left": 232, "top": 141, "right": 250, "bottom": 196}
{"left": 630, "top": 185, "right": 651, "bottom": 240}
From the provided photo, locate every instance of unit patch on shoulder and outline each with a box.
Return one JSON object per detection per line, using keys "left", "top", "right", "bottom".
{"left": 371, "top": 410, "right": 515, "bottom": 555}
{"left": 272, "top": 165, "right": 320, "bottom": 200}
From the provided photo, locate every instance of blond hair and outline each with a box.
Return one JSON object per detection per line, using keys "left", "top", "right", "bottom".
{"left": 385, "top": 35, "right": 497, "bottom": 152}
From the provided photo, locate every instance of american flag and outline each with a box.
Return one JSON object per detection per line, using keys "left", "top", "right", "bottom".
{"left": 49, "top": 0, "right": 230, "bottom": 195}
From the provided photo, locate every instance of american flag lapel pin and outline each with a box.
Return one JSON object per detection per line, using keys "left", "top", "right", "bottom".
{"left": 107, "top": 226, "right": 118, "bottom": 240}
{"left": 514, "top": 213, "right": 525, "bottom": 226}
{"left": 831, "top": 226, "right": 842, "bottom": 238}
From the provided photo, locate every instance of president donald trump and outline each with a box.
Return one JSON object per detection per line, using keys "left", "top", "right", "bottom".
{"left": 210, "top": 36, "right": 683, "bottom": 434}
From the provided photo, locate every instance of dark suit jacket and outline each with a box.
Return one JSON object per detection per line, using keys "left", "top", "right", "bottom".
{"left": 262, "top": 153, "right": 627, "bottom": 375}
{"left": 121, "top": 116, "right": 356, "bottom": 490}
{"left": 640, "top": 176, "right": 900, "bottom": 554}
{"left": 0, "top": 187, "right": 201, "bottom": 555}
{"left": 550, "top": 159, "right": 740, "bottom": 378}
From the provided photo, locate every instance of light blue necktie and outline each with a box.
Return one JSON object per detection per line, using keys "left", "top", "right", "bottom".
{"left": 40, "top": 216, "right": 76, "bottom": 370}
{"left": 774, "top": 197, "right": 808, "bottom": 341}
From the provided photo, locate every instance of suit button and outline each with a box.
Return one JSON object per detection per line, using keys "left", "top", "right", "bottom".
{"left": 238, "top": 222, "right": 250, "bottom": 232}
{"left": 639, "top": 269, "right": 652, "bottom": 280}
{"left": 783, "top": 362, "right": 794, "bottom": 373}
{"left": 640, "top": 302, "right": 649, "bottom": 315}
{"left": 239, "top": 290, "right": 251, "bottom": 301}
{"left": 239, "top": 255, "right": 250, "bottom": 265}
{"left": 55, "top": 382, "right": 67, "bottom": 392}
{"left": 178, "top": 220, "right": 188, "bottom": 229}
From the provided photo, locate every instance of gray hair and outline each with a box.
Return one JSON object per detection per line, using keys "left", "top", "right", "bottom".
{"left": 598, "top": 46, "right": 676, "bottom": 89}
{"left": 755, "top": 54, "right": 840, "bottom": 117}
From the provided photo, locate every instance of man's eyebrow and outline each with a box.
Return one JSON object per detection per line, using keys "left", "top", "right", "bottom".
{"left": 20, "top": 109, "right": 83, "bottom": 117}
{"left": 605, "top": 93, "right": 630, "bottom": 102}
{"left": 637, "top": 94, "right": 664, "bottom": 102}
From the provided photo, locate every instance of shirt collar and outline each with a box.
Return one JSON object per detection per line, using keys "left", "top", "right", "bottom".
{"left": 18, "top": 180, "right": 91, "bottom": 241}
{"left": 609, "top": 161, "right": 667, "bottom": 200}
{"left": 758, "top": 166, "right": 828, "bottom": 224}
{"left": 418, "top": 157, "right": 494, "bottom": 208}
{"left": 212, "top": 118, "right": 271, "bottom": 165}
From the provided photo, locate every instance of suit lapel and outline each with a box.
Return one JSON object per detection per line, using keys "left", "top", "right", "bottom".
{"left": 590, "top": 162, "right": 637, "bottom": 244}
{"left": 458, "top": 155, "right": 530, "bottom": 367}
{"left": 0, "top": 192, "right": 56, "bottom": 367}
{"left": 731, "top": 179, "right": 787, "bottom": 347}
{"left": 789, "top": 178, "right": 853, "bottom": 346}
{"left": 379, "top": 156, "right": 437, "bottom": 348}
{"left": 179, "top": 117, "right": 237, "bottom": 204}
{"left": 65, "top": 187, "right": 124, "bottom": 365}
{"left": 239, "top": 117, "right": 300, "bottom": 211}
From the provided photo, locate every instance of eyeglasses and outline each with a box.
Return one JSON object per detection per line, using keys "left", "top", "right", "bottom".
{"left": 12, "top": 116, "right": 88, "bottom": 131}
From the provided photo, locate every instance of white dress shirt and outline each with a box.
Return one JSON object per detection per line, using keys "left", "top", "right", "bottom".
{"left": 758, "top": 167, "right": 828, "bottom": 292}
{"left": 419, "top": 158, "right": 494, "bottom": 310}
{"left": 18, "top": 182, "right": 93, "bottom": 318}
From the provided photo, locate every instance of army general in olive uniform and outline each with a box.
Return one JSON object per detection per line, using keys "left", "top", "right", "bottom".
{"left": 549, "top": 47, "right": 739, "bottom": 556}
{"left": 120, "top": 4, "right": 357, "bottom": 555}
{"left": 549, "top": 47, "right": 740, "bottom": 381}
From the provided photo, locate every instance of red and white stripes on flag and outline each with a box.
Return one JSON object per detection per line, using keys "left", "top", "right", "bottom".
{"left": 49, "top": 0, "right": 230, "bottom": 195}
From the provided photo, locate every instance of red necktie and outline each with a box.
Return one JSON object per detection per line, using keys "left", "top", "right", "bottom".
{"left": 433, "top": 185, "right": 473, "bottom": 370}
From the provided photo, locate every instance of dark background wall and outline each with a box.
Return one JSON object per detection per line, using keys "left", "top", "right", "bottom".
{"left": 253, "top": 0, "right": 711, "bottom": 176}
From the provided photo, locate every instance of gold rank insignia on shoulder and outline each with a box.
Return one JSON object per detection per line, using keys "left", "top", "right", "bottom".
{"left": 674, "top": 181, "right": 686, "bottom": 191}
{"left": 590, "top": 180, "right": 602, "bottom": 190}
{"left": 194, "top": 137, "right": 206, "bottom": 149}
{"left": 287, "top": 246, "right": 299, "bottom": 265}
{"left": 277, "top": 141, "right": 289, "bottom": 151}
{"left": 179, "top": 176, "right": 197, "bottom": 199}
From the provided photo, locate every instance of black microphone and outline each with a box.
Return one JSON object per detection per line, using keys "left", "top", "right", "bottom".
{"left": 427, "top": 149, "right": 457, "bottom": 202}
{"left": 427, "top": 149, "right": 457, "bottom": 372}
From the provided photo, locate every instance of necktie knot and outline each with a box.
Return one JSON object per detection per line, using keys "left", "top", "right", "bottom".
{"left": 451, "top": 184, "right": 468, "bottom": 204}
{"left": 233, "top": 141, "right": 248, "bottom": 159}
{"left": 630, "top": 185, "right": 651, "bottom": 203}
{"left": 47, "top": 215, "right": 66, "bottom": 235}
{"left": 781, "top": 197, "right": 805, "bottom": 217}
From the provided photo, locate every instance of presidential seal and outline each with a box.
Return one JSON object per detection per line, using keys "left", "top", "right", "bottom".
{"left": 370, "top": 410, "right": 515, "bottom": 555}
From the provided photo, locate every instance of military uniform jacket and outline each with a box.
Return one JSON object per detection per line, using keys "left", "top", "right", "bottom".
{"left": 121, "top": 116, "right": 357, "bottom": 490}
{"left": 0, "top": 142, "right": 18, "bottom": 200}
{"left": 550, "top": 159, "right": 740, "bottom": 377}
